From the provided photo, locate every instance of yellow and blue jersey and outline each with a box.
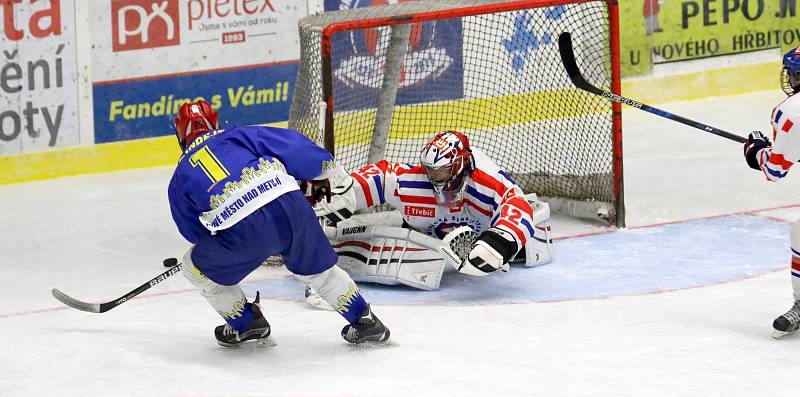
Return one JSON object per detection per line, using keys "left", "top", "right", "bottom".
{"left": 167, "top": 125, "right": 335, "bottom": 243}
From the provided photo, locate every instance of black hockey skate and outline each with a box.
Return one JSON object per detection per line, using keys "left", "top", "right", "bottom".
{"left": 772, "top": 300, "right": 800, "bottom": 338}
{"left": 215, "top": 292, "right": 271, "bottom": 347}
{"left": 341, "top": 304, "right": 390, "bottom": 344}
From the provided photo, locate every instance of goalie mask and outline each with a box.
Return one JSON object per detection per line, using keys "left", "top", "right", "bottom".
{"left": 781, "top": 45, "right": 800, "bottom": 96}
{"left": 420, "top": 130, "right": 474, "bottom": 207}
{"left": 174, "top": 100, "right": 219, "bottom": 150}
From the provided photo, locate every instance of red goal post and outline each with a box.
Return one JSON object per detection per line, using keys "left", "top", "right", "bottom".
{"left": 289, "top": 0, "right": 624, "bottom": 227}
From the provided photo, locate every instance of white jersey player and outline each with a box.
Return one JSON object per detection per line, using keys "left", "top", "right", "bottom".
{"left": 315, "top": 130, "right": 553, "bottom": 291}
{"left": 743, "top": 44, "right": 800, "bottom": 337}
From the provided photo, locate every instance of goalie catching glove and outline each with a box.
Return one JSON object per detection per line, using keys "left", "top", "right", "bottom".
{"left": 313, "top": 166, "right": 357, "bottom": 226}
{"left": 440, "top": 226, "right": 519, "bottom": 276}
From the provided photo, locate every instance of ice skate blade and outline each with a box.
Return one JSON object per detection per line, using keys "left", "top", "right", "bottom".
{"left": 217, "top": 337, "right": 276, "bottom": 349}
{"left": 344, "top": 329, "right": 391, "bottom": 346}
{"left": 771, "top": 329, "right": 799, "bottom": 339}
{"left": 345, "top": 337, "right": 397, "bottom": 350}
{"left": 253, "top": 338, "right": 277, "bottom": 348}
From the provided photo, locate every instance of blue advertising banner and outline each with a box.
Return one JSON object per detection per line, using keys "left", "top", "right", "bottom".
{"left": 323, "top": 0, "right": 340, "bottom": 10}
{"left": 326, "top": 0, "right": 465, "bottom": 112}
{"left": 93, "top": 62, "right": 298, "bottom": 143}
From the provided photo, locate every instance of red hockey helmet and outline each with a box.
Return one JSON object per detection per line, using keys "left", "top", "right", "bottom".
{"left": 420, "top": 130, "right": 474, "bottom": 206}
{"left": 174, "top": 100, "right": 219, "bottom": 149}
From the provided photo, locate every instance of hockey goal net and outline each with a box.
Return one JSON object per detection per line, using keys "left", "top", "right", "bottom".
{"left": 289, "top": 0, "right": 623, "bottom": 226}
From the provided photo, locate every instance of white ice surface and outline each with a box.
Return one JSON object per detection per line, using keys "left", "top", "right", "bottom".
{"left": 3, "top": 90, "right": 800, "bottom": 397}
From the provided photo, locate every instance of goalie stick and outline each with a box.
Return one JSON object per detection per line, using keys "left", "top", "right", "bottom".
{"left": 558, "top": 32, "right": 746, "bottom": 144}
{"left": 51, "top": 261, "right": 183, "bottom": 313}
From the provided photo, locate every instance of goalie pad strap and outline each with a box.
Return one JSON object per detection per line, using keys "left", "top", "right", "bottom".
{"left": 323, "top": 208, "right": 352, "bottom": 225}
{"left": 314, "top": 174, "right": 357, "bottom": 225}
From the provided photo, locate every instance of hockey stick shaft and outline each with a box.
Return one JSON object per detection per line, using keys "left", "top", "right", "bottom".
{"left": 557, "top": 32, "right": 746, "bottom": 144}
{"left": 51, "top": 263, "right": 183, "bottom": 313}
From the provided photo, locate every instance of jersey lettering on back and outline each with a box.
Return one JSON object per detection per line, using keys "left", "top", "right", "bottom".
{"left": 168, "top": 125, "right": 334, "bottom": 243}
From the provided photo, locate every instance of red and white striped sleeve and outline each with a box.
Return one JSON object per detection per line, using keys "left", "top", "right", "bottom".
{"left": 469, "top": 167, "right": 535, "bottom": 250}
{"left": 350, "top": 160, "right": 405, "bottom": 209}
{"left": 759, "top": 96, "right": 800, "bottom": 182}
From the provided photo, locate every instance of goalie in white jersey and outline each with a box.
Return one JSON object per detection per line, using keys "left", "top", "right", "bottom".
{"left": 743, "top": 44, "right": 800, "bottom": 337}
{"left": 314, "top": 130, "right": 553, "bottom": 291}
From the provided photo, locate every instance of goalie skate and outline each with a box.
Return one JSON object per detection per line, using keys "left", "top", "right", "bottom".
{"left": 215, "top": 292, "right": 272, "bottom": 347}
{"left": 772, "top": 301, "right": 800, "bottom": 339}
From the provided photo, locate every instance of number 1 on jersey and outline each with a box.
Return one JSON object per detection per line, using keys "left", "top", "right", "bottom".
{"left": 190, "top": 146, "right": 230, "bottom": 184}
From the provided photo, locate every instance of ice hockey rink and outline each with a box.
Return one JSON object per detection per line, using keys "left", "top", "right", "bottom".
{"left": 3, "top": 90, "right": 800, "bottom": 397}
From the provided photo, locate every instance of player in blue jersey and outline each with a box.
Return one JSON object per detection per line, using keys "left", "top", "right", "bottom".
{"left": 168, "top": 99, "right": 389, "bottom": 346}
{"left": 743, "top": 45, "right": 800, "bottom": 337}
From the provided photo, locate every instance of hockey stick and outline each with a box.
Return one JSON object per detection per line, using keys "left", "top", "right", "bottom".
{"left": 51, "top": 261, "right": 182, "bottom": 313}
{"left": 557, "top": 32, "right": 746, "bottom": 144}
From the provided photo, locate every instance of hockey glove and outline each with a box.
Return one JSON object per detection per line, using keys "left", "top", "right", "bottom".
{"left": 313, "top": 175, "right": 357, "bottom": 226}
{"left": 440, "top": 226, "right": 477, "bottom": 272}
{"left": 441, "top": 227, "right": 518, "bottom": 276}
{"left": 744, "top": 131, "right": 771, "bottom": 171}
{"left": 301, "top": 179, "right": 332, "bottom": 204}
{"left": 468, "top": 228, "right": 518, "bottom": 273}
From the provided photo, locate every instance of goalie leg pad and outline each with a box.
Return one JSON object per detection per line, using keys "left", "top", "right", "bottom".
{"left": 523, "top": 195, "right": 554, "bottom": 268}
{"left": 182, "top": 248, "right": 253, "bottom": 331}
{"left": 333, "top": 234, "right": 445, "bottom": 290}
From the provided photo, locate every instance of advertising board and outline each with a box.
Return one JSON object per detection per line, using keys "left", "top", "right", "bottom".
{"left": 0, "top": 0, "right": 80, "bottom": 155}
{"left": 620, "top": 0, "right": 800, "bottom": 75}
{"left": 91, "top": 0, "right": 309, "bottom": 143}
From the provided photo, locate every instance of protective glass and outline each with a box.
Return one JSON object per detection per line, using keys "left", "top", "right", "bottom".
{"left": 424, "top": 164, "right": 455, "bottom": 185}
{"left": 790, "top": 69, "right": 800, "bottom": 90}
{"left": 424, "top": 164, "right": 467, "bottom": 207}
{"left": 782, "top": 67, "right": 800, "bottom": 96}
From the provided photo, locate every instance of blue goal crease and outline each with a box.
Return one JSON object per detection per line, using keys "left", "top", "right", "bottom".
{"left": 246, "top": 215, "right": 789, "bottom": 305}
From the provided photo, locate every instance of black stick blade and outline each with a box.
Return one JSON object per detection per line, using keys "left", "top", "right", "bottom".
{"left": 558, "top": 32, "right": 600, "bottom": 94}
{"left": 557, "top": 32, "right": 745, "bottom": 144}
{"left": 558, "top": 33, "right": 579, "bottom": 80}
{"left": 50, "top": 262, "right": 183, "bottom": 315}
{"left": 51, "top": 288, "right": 101, "bottom": 313}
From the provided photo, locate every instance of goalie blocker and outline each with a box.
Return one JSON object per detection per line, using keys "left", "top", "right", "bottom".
{"left": 323, "top": 194, "right": 552, "bottom": 290}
